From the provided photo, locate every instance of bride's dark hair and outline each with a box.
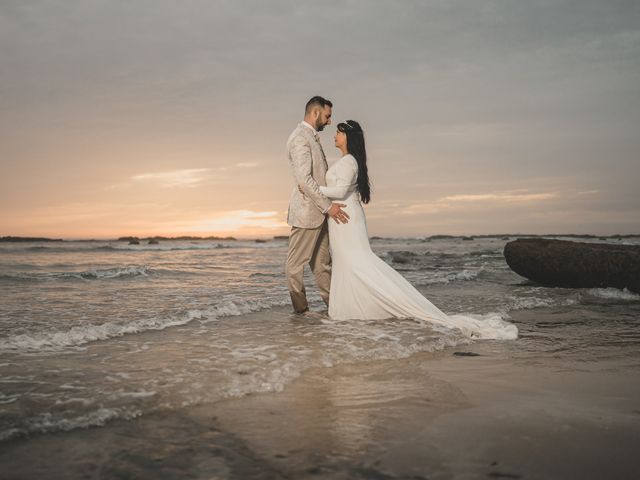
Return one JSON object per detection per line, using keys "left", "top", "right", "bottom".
{"left": 337, "top": 120, "right": 371, "bottom": 204}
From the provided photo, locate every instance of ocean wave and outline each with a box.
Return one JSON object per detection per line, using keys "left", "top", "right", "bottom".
{"left": 2, "top": 243, "right": 236, "bottom": 253}
{"left": 583, "top": 288, "right": 640, "bottom": 301}
{"left": 0, "top": 331, "right": 465, "bottom": 442}
{"left": 0, "top": 316, "right": 474, "bottom": 442}
{"left": 0, "top": 265, "right": 152, "bottom": 282}
{"left": 384, "top": 249, "right": 505, "bottom": 266}
{"left": 447, "top": 312, "right": 518, "bottom": 340}
{"left": 414, "top": 269, "right": 482, "bottom": 285}
{"left": 89, "top": 241, "right": 281, "bottom": 251}
{"left": 1, "top": 240, "right": 293, "bottom": 253}
{"left": 0, "top": 298, "right": 290, "bottom": 353}
{"left": 97, "top": 244, "right": 234, "bottom": 251}
{"left": 385, "top": 250, "right": 464, "bottom": 263}
{"left": 0, "top": 406, "right": 143, "bottom": 442}
{"left": 508, "top": 295, "right": 578, "bottom": 310}
{"left": 501, "top": 288, "right": 639, "bottom": 312}
{"left": 385, "top": 250, "right": 421, "bottom": 263}
{"left": 468, "top": 249, "right": 503, "bottom": 257}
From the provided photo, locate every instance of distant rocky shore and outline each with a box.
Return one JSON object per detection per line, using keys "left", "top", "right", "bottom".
{"left": 1, "top": 234, "right": 638, "bottom": 243}
{"left": 0, "top": 236, "right": 236, "bottom": 242}
{"left": 116, "top": 235, "right": 237, "bottom": 242}
{"left": 0, "top": 236, "right": 64, "bottom": 242}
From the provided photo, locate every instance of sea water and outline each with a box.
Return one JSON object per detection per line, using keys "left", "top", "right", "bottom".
{"left": 1, "top": 236, "right": 639, "bottom": 441}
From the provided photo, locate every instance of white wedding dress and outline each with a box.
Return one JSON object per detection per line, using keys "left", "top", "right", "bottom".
{"left": 319, "top": 154, "right": 518, "bottom": 340}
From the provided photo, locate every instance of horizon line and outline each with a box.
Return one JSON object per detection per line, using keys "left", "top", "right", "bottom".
{"left": 2, "top": 233, "right": 640, "bottom": 242}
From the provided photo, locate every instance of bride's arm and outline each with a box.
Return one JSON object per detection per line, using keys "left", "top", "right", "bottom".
{"left": 319, "top": 159, "right": 357, "bottom": 199}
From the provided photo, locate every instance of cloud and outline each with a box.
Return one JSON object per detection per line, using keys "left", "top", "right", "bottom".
{"left": 1, "top": 1, "right": 638, "bottom": 236}
{"left": 130, "top": 169, "right": 211, "bottom": 188}
{"left": 399, "top": 202, "right": 446, "bottom": 215}
{"left": 397, "top": 190, "right": 557, "bottom": 216}
{"left": 439, "top": 192, "right": 557, "bottom": 203}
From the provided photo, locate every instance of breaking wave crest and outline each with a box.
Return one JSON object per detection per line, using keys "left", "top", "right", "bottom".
{"left": 0, "top": 298, "right": 290, "bottom": 353}
{"left": 0, "top": 265, "right": 152, "bottom": 282}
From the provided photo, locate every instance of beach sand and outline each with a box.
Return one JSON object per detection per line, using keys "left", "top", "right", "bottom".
{"left": 1, "top": 312, "right": 639, "bottom": 480}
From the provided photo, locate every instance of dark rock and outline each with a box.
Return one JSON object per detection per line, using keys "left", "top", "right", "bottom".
{"left": 147, "top": 239, "right": 159, "bottom": 245}
{"left": 503, "top": 238, "right": 640, "bottom": 293}
{"left": 428, "top": 235, "right": 456, "bottom": 240}
{"left": 273, "top": 235, "right": 289, "bottom": 240}
{"left": 453, "top": 351, "right": 482, "bottom": 357}
{"left": 487, "top": 472, "right": 522, "bottom": 479}
{"left": 128, "top": 239, "right": 140, "bottom": 245}
{"left": 388, "top": 251, "right": 418, "bottom": 264}
{"left": 462, "top": 236, "right": 474, "bottom": 241}
{"left": 254, "top": 239, "right": 267, "bottom": 243}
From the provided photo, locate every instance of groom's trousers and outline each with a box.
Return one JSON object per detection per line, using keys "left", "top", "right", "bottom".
{"left": 285, "top": 220, "right": 331, "bottom": 313}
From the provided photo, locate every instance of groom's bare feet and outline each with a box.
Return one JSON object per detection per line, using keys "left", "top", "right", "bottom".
{"left": 290, "top": 309, "right": 326, "bottom": 321}
{"left": 290, "top": 310, "right": 324, "bottom": 324}
{"left": 302, "top": 310, "right": 328, "bottom": 320}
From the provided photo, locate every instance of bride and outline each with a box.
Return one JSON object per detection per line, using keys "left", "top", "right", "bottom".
{"left": 302, "top": 120, "right": 518, "bottom": 341}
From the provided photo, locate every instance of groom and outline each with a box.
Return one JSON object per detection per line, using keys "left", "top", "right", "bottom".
{"left": 285, "top": 95, "right": 349, "bottom": 314}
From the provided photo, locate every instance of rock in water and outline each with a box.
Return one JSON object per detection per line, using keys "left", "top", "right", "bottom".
{"left": 388, "top": 251, "right": 418, "bottom": 264}
{"left": 503, "top": 238, "right": 640, "bottom": 293}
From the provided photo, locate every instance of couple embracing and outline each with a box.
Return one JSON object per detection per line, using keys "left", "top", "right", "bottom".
{"left": 284, "top": 96, "right": 518, "bottom": 341}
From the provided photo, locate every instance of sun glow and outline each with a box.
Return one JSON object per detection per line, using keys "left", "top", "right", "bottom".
{"left": 173, "top": 210, "right": 288, "bottom": 236}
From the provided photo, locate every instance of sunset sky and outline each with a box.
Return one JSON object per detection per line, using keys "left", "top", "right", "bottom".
{"left": 1, "top": 0, "right": 639, "bottom": 239}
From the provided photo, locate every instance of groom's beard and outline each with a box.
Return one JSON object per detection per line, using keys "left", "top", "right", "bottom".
{"left": 316, "top": 122, "right": 325, "bottom": 132}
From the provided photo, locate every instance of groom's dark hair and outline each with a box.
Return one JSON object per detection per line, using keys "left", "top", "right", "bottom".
{"left": 305, "top": 96, "right": 333, "bottom": 114}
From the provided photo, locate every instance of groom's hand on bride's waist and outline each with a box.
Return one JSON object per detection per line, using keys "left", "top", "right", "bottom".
{"left": 327, "top": 203, "right": 349, "bottom": 224}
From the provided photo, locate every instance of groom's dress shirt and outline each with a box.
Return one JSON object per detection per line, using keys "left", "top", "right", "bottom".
{"left": 301, "top": 120, "right": 317, "bottom": 136}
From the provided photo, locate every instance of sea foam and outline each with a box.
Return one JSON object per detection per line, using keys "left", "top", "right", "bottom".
{"left": 0, "top": 298, "right": 290, "bottom": 353}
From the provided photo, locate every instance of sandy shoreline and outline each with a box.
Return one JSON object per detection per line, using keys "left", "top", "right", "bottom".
{"left": 1, "top": 330, "right": 639, "bottom": 479}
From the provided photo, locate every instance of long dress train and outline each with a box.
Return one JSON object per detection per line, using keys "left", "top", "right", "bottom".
{"left": 319, "top": 154, "right": 518, "bottom": 340}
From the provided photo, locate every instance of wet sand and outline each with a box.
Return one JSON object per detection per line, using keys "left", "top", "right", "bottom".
{"left": 1, "top": 332, "right": 639, "bottom": 480}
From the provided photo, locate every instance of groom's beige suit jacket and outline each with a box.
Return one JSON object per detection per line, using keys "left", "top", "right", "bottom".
{"left": 286, "top": 122, "right": 332, "bottom": 228}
